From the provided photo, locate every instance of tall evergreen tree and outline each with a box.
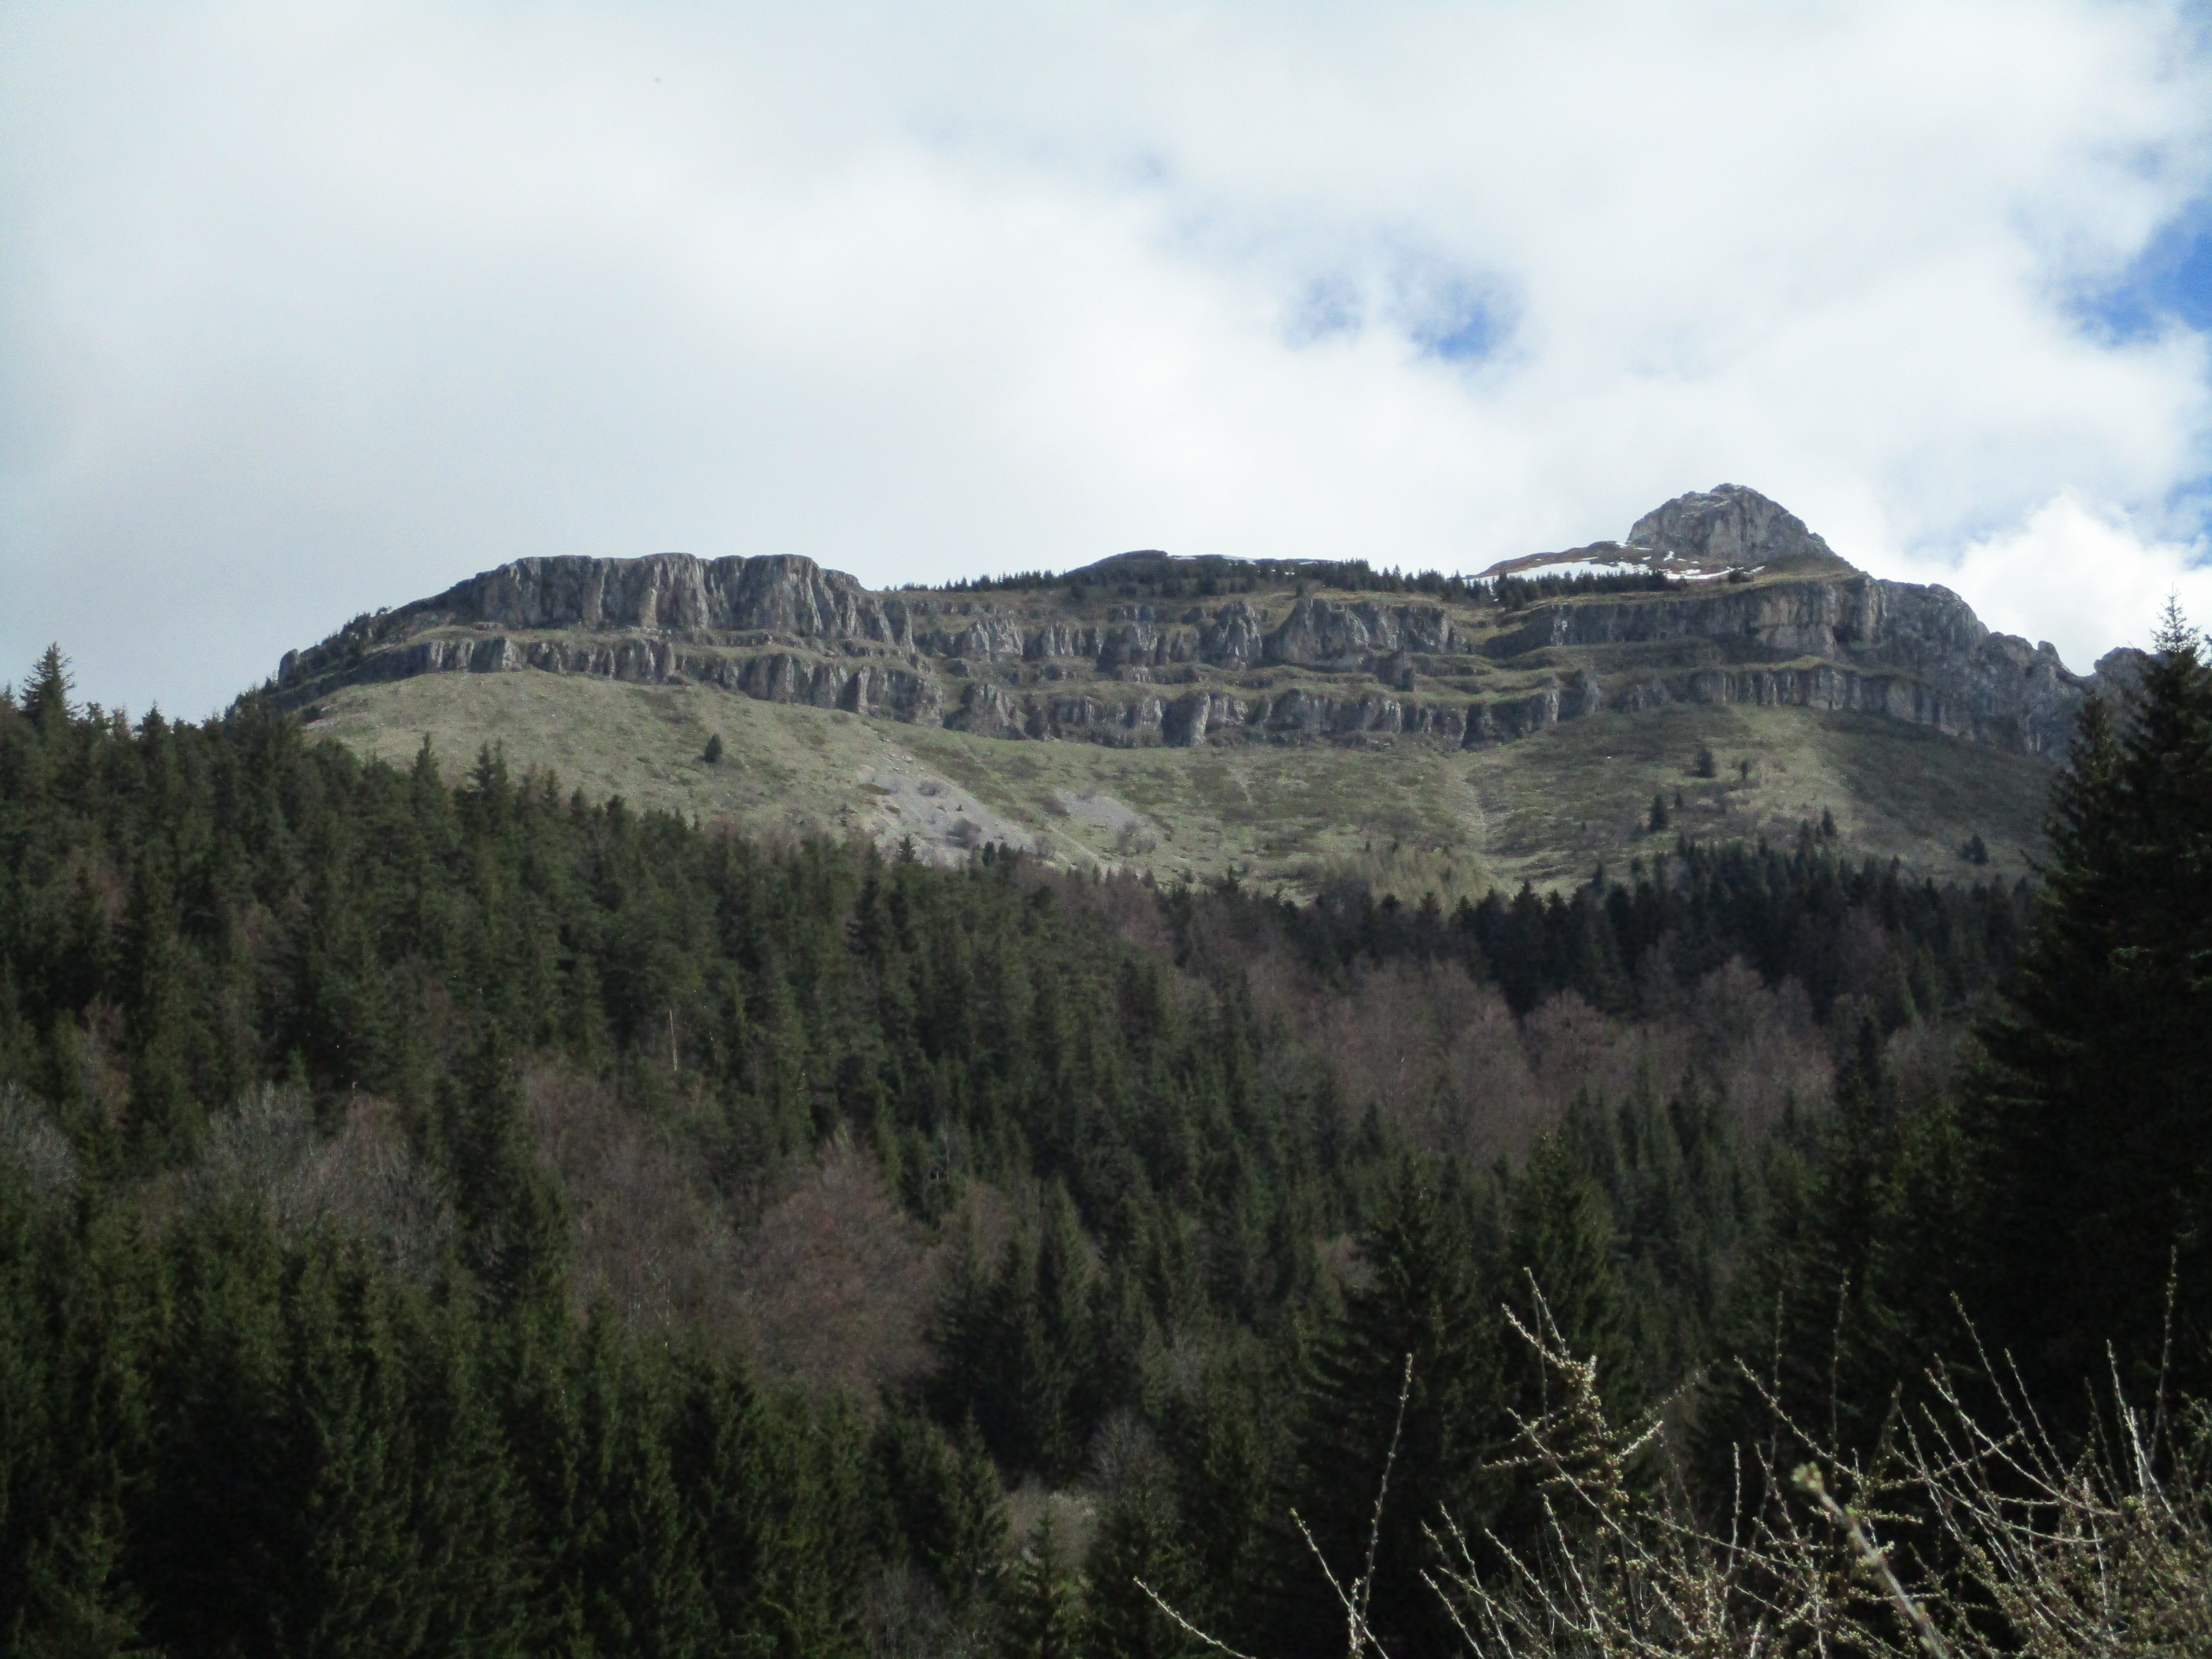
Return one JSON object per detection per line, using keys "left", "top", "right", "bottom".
{"left": 22, "top": 646, "right": 73, "bottom": 731}
{"left": 1270, "top": 1160, "right": 1492, "bottom": 1659}
{"left": 120, "top": 851, "right": 195, "bottom": 1166}
{"left": 0, "top": 1182, "right": 150, "bottom": 1658}
{"left": 870, "top": 1407, "right": 1007, "bottom": 1614}
{"left": 1968, "top": 605, "right": 2212, "bottom": 1401}
{"left": 1500, "top": 1127, "right": 1638, "bottom": 1417}
{"left": 1002, "top": 1509, "right": 1086, "bottom": 1659}
{"left": 1693, "top": 1021, "right": 1979, "bottom": 1495}
{"left": 1085, "top": 1472, "right": 1203, "bottom": 1659}
{"left": 437, "top": 1036, "right": 568, "bottom": 1316}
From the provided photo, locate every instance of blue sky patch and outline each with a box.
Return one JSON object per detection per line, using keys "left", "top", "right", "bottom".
{"left": 1408, "top": 293, "right": 1503, "bottom": 361}
{"left": 1282, "top": 258, "right": 1514, "bottom": 364}
{"left": 2075, "top": 199, "right": 2212, "bottom": 341}
{"left": 1396, "top": 269, "right": 1510, "bottom": 364}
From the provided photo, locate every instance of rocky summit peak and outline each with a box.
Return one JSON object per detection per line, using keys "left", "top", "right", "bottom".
{"left": 1626, "top": 484, "right": 1845, "bottom": 573}
{"left": 1480, "top": 485, "right": 1852, "bottom": 583}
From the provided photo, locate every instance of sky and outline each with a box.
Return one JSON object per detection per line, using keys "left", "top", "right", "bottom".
{"left": 3, "top": 1, "right": 2212, "bottom": 718}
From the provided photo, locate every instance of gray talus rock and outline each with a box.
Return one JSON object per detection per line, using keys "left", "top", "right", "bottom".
{"left": 270, "top": 484, "right": 2117, "bottom": 766}
{"left": 1249, "top": 688, "right": 1485, "bottom": 743}
{"left": 2092, "top": 647, "right": 2150, "bottom": 705}
{"left": 276, "top": 552, "right": 922, "bottom": 701}
{"left": 1096, "top": 622, "right": 1166, "bottom": 670}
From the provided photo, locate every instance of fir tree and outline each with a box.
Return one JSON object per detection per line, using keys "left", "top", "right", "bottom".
{"left": 1271, "top": 1160, "right": 1492, "bottom": 1659}
{"left": 871, "top": 1407, "right": 1007, "bottom": 1613}
{"left": 1003, "top": 1509, "right": 1086, "bottom": 1659}
{"left": 22, "top": 646, "right": 73, "bottom": 731}
{"left": 438, "top": 1036, "right": 568, "bottom": 1316}
{"left": 1969, "top": 603, "right": 2212, "bottom": 1402}
{"left": 1692, "top": 1022, "right": 1974, "bottom": 1489}
{"left": 0, "top": 1183, "right": 151, "bottom": 1658}
{"left": 1085, "top": 1470, "right": 1203, "bottom": 1659}
{"left": 1501, "top": 1128, "right": 1638, "bottom": 1419}
{"left": 120, "top": 851, "right": 196, "bottom": 1167}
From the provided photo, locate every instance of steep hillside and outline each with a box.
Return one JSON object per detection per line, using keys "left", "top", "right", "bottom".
{"left": 280, "top": 486, "right": 2097, "bottom": 890}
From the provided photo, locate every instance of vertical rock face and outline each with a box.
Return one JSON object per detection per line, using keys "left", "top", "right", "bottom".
{"left": 1263, "top": 598, "right": 1455, "bottom": 668}
{"left": 1479, "top": 553, "right": 2086, "bottom": 754}
{"left": 380, "top": 553, "right": 917, "bottom": 647}
{"left": 1200, "top": 601, "right": 1269, "bottom": 665}
{"left": 272, "top": 485, "right": 2114, "bottom": 760}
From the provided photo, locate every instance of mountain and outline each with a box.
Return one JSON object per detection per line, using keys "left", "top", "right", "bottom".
{"left": 273, "top": 486, "right": 2112, "bottom": 892}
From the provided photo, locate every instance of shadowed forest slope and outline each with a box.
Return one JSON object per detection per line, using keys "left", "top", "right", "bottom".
{"left": 1, "top": 619, "right": 2206, "bottom": 1656}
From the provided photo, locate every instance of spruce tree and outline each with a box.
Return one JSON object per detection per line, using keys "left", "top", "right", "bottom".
{"left": 0, "top": 1182, "right": 151, "bottom": 1658}
{"left": 1500, "top": 1128, "right": 1637, "bottom": 1419}
{"left": 437, "top": 1035, "right": 568, "bottom": 1316}
{"left": 671, "top": 1352, "right": 780, "bottom": 1650}
{"left": 21, "top": 646, "right": 73, "bottom": 731}
{"left": 1155, "top": 1348, "right": 1273, "bottom": 1643}
{"left": 870, "top": 1407, "right": 1007, "bottom": 1613}
{"left": 1003, "top": 1508, "right": 1086, "bottom": 1659}
{"left": 1693, "top": 1022, "right": 1974, "bottom": 1488}
{"left": 1969, "top": 604, "right": 2212, "bottom": 1402}
{"left": 930, "top": 1187, "right": 1102, "bottom": 1480}
{"left": 1475, "top": 1127, "right": 1645, "bottom": 1563}
{"left": 1085, "top": 1467, "right": 1203, "bottom": 1659}
{"left": 583, "top": 1339, "right": 715, "bottom": 1657}
{"left": 255, "top": 1243, "right": 432, "bottom": 1655}
{"left": 120, "top": 852, "right": 195, "bottom": 1167}
{"left": 1270, "top": 1160, "right": 1491, "bottom": 1659}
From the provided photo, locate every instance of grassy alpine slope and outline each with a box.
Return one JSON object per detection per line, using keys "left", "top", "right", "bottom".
{"left": 306, "top": 669, "right": 2051, "bottom": 896}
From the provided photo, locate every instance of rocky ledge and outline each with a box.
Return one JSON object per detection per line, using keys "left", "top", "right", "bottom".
{"left": 274, "top": 487, "right": 2109, "bottom": 758}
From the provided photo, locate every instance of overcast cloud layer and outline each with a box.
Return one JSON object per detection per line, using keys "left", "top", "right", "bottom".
{"left": 4, "top": 0, "right": 2212, "bottom": 716}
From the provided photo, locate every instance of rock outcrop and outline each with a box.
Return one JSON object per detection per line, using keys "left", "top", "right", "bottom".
{"left": 1480, "top": 570, "right": 2084, "bottom": 754}
{"left": 275, "top": 487, "right": 2108, "bottom": 760}
{"left": 1625, "top": 483, "right": 1850, "bottom": 572}
{"left": 1263, "top": 597, "right": 1457, "bottom": 668}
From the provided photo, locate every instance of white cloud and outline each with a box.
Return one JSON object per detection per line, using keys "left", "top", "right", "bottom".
{"left": 1905, "top": 494, "right": 2212, "bottom": 675}
{"left": 1, "top": 0, "right": 2209, "bottom": 715}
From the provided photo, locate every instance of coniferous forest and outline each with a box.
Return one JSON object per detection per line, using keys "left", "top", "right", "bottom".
{"left": 2, "top": 617, "right": 2208, "bottom": 1657}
